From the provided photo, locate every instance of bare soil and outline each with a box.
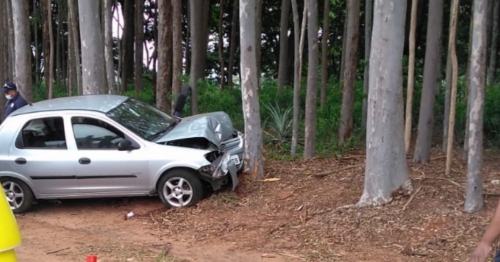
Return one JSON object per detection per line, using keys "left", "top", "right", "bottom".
{"left": 13, "top": 148, "right": 500, "bottom": 261}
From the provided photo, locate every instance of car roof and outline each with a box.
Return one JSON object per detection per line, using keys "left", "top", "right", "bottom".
{"left": 10, "top": 94, "right": 129, "bottom": 117}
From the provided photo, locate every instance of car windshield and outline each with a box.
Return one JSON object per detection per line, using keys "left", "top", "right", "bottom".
{"left": 106, "top": 98, "right": 176, "bottom": 141}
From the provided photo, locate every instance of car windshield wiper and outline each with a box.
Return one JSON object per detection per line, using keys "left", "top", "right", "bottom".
{"left": 148, "top": 122, "right": 177, "bottom": 141}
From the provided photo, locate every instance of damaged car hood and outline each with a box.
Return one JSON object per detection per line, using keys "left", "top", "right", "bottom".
{"left": 155, "top": 111, "right": 234, "bottom": 146}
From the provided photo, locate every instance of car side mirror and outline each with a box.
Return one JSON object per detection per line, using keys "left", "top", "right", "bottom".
{"left": 117, "top": 139, "right": 137, "bottom": 151}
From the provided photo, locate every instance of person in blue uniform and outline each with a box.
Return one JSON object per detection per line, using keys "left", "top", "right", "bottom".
{"left": 3, "top": 82, "right": 28, "bottom": 118}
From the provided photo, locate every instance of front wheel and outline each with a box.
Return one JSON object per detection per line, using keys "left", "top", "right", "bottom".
{"left": 157, "top": 170, "right": 203, "bottom": 208}
{"left": 1, "top": 177, "right": 35, "bottom": 214}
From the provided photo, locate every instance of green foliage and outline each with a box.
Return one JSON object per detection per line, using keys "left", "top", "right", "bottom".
{"left": 263, "top": 102, "right": 293, "bottom": 144}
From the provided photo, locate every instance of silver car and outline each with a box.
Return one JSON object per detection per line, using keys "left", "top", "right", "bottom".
{"left": 0, "top": 95, "right": 244, "bottom": 213}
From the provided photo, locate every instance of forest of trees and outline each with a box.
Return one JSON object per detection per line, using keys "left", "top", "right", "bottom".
{"left": 0, "top": 0, "right": 498, "bottom": 213}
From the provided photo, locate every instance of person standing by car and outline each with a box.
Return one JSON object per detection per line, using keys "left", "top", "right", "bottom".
{"left": 470, "top": 199, "right": 500, "bottom": 261}
{"left": 3, "top": 82, "right": 28, "bottom": 118}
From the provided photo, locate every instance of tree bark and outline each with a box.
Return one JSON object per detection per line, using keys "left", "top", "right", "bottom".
{"left": 41, "top": 0, "right": 51, "bottom": 98}
{"left": 0, "top": 1, "right": 7, "bottom": 113}
{"left": 67, "top": 13, "right": 75, "bottom": 97}
{"left": 358, "top": 0, "right": 411, "bottom": 207}
{"left": 172, "top": 0, "right": 183, "bottom": 97}
{"left": 121, "top": 0, "right": 135, "bottom": 93}
{"left": 68, "top": 0, "right": 82, "bottom": 95}
{"left": 465, "top": 0, "right": 487, "bottom": 214}
{"left": 446, "top": 0, "right": 460, "bottom": 176}
{"left": 240, "top": 0, "right": 264, "bottom": 180}
{"left": 320, "top": 0, "right": 330, "bottom": 107}
{"left": 78, "top": 0, "right": 106, "bottom": 95}
{"left": 104, "top": 0, "right": 116, "bottom": 94}
{"left": 218, "top": 0, "right": 225, "bottom": 89}
{"left": 304, "top": 0, "right": 318, "bottom": 159}
{"left": 412, "top": 0, "right": 445, "bottom": 164}
{"left": 362, "top": 0, "right": 373, "bottom": 128}
{"left": 228, "top": 0, "right": 239, "bottom": 88}
{"left": 157, "top": 0, "right": 173, "bottom": 113}
{"left": 134, "top": 0, "right": 144, "bottom": 97}
{"left": 487, "top": 0, "right": 500, "bottom": 86}
{"left": 12, "top": 0, "right": 32, "bottom": 102}
{"left": 255, "top": 0, "right": 262, "bottom": 87}
{"left": 463, "top": 3, "right": 475, "bottom": 161}
{"left": 6, "top": 0, "right": 15, "bottom": 80}
{"left": 277, "top": 0, "right": 290, "bottom": 91}
{"left": 338, "top": 0, "right": 360, "bottom": 145}
{"left": 443, "top": 1, "right": 458, "bottom": 152}
{"left": 46, "top": 0, "right": 55, "bottom": 99}
{"left": 404, "top": 0, "right": 418, "bottom": 154}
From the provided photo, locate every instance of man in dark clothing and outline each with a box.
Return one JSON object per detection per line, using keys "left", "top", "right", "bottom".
{"left": 3, "top": 82, "right": 28, "bottom": 118}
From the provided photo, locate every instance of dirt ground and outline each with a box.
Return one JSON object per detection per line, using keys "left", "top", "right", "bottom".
{"left": 12, "top": 148, "right": 500, "bottom": 262}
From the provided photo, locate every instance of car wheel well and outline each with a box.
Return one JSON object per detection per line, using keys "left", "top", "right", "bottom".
{"left": 0, "top": 176, "right": 36, "bottom": 197}
{"left": 156, "top": 167, "right": 207, "bottom": 190}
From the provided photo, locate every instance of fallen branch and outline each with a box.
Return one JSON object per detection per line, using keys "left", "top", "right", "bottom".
{"left": 403, "top": 186, "right": 422, "bottom": 211}
{"left": 413, "top": 176, "right": 462, "bottom": 188}
{"left": 312, "top": 164, "right": 364, "bottom": 178}
{"left": 46, "top": 247, "right": 70, "bottom": 255}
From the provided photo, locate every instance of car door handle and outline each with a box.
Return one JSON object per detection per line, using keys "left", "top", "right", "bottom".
{"left": 14, "top": 158, "right": 27, "bottom": 165}
{"left": 79, "top": 158, "right": 91, "bottom": 165}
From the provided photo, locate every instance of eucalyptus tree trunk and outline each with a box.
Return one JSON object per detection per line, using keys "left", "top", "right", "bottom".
{"left": 338, "top": 0, "right": 360, "bottom": 145}
{"left": 358, "top": 0, "right": 411, "bottom": 207}
{"left": 465, "top": 0, "right": 487, "bottom": 214}
{"left": 240, "top": 0, "right": 264, "bottom": 180}
{"left": 11, "top": 0, "right": 32, "bottom": 102}
{"left": 404, "top": 0, "right": 418, "bottom": 154}
{"left": 157, "top": 0, "right": 173, "bottom": 113}
{"left": 304, "top": 0, "right": 318, "bottom": 159}
{"left": 487, "top": 0, "right": 500, "bottom": 86}
{"left": 320, "top": 0, "right": 331, "bottom": 107}
{"left": 104, "top": 0, "right": 116, "bottom": 94}
{"left": 362, "top": 0, "right": 373, "bottom": 128}
{"left": 172, "top": 0, "right": 183, "bottom": 96}
{"left": 6, "top": 1, "right": 15, "bottom": 79}
{"left": 228, "top": 0, "right": 239, "bottom": 88}
{"left": 218, "top": 0, "right": 225, "bottom": 89}
{"left": 134, "top": 0, "right": 144, "bottom": 97}
{"left": 78, "top": 0, "right": 106, "bottom": 95}
{"left": 0, "top": 1, "right": 7, "bottom": 112}
{"left": 68, "top": 0, "right": 82, "bottom": 95}
{"left": 277, "top": 0, "right": 290, "bottom": 91}
{"left": 45, "top": 0, "right": 55, "bottom": 99}
{"left": 413, "top": 0, "right": 445, "bottom": 164}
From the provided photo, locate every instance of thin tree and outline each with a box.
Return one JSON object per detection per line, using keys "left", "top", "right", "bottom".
{"left": 487, "top": 0, "right": 500, "bottom": 85}
{"left": 465, "top": 0, "right": 487, "bottom": 214}
{"left": 172, "top": 0, "right": 183, "bottom": 97}
{"left": 218, "top": 0, "right": 225, "bottom": 89}
{"left": 445, "top": 0, "right": 460, "bottom": 176}
{"left": 404, "top": 0, "right": 418, "bottom": 154}
{"left": 362, "top": 0, "right": 373, "bottom": 128}
{"left": 68, "top": 0, "right": 82, "bottom": 95}
{"left": 320, "top": 0, "right": 330, "bottom": 107}
{"left": 11, "top": 0, "right": 32, "bottom": 101}
{"left": 227, "top": 0, "right": 239, "bottom": 88}
{"left": 104, "top": 0, "right": 116, "bottom": 94}
{"left": 290, "top": 0, "right": 307, "bottom": 155}
{"left": 134, "top": 0, "right": 144, "bottom": 98}
{"left": 78, "top": 0, "right": 106, "bottom": 94}
{"left": 157, "top": 0, "right": 173, "bottom": 113}
{"left": 46, "top": 0, "right": 54, "bottom": 99}
{"left": 0, "top": 1, "right": 7, "bottom": 110}
{"left": 277, "top": 0, "right": 290, "bottom": 92}
{"left": 358, "top": 0, "right": 411, "bottom": 207}
{"left": 240, "top": 0, "right": 264, "bottom": 180}
{"left": 304, "top": 0, "right": 318, "bottom": 159}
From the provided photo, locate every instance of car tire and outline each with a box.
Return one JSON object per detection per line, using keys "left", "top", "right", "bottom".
{"left": 1, "top": 177, "right": 35, "bottom": 214}
{"left": 157, "top": 169, "right": 203, "bottom": 208}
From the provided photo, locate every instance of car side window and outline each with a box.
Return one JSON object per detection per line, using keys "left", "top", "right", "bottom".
{"left": 15, "top": 117, "right": 67, "bottom": 149}
{"left": 71, "top": 117, "right": 125, "bottom": 150}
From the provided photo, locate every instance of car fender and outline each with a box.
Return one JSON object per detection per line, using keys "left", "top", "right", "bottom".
{"left": 0, "top": 171, "right": 39, "bottom": 198}
{"left": 151, "top": 161, "right": 208, "bottom": 189}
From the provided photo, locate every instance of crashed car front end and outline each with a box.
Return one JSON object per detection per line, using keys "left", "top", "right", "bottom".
{"left": 198, "top": 151, "right": 239, "bottom": 191}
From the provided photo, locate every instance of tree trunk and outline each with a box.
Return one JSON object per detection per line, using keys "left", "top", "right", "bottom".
{"left": 362, "top": 0, "right": 373, "bottom": 128}
{"left": 33, "top": 0, "right": 40, "bottom": 87}
{"left": 0, "top": 1, "right": 7, "bottom": 114}
{"left": 78, "top": 0, "right": 106, "bottom": 95}
{"left": 290, "top": 0, "right": 307, "bottom": 155}
{"left": 277, "top": 0, "right": 290, "bottom": 91}
{"left": 6, "top": 0, "right": 15, "bottom": 80}
{"left": 218, "top": 0, "right": 225, "bottom": 89}
{"left": 304, "top": 0, "right": 318, "bottom": 159}
{"left": 172, "top": 0, "right": 183, "bottom": 97}
{"left": 487, "top": 0, "right": 500, "bottom": 86}
{"left": 404, "top": 0, "right": 418, "bottom": 154}
{"left": 412, "top": 0, "right": 444, "bottom": 164}
{"left": 67, "top": 13, "right": 75, "bottom": 97}
{"left": 47, "top": 0, "right": 55, "bottom": 99}
{"left": 68, "top": 0, "right": 82, "bottom": 95}
{"left": 104, "top": 0, "right": 116, "bottom": 94}
{"left": 189, "top": 0, "right": 210, "bottom": 115}
{"left": 465, "top": 0, "right": 487, "bottom": 214}
{"left": 12, "top": 0, "right": 32, "bottom": 102}
{"left": 56, "top": 2, "right": 62, "bottom": 83}
{"left": 358, "top": 0, "right": 411, "bottom": 207}
{"left": 228, "top": 0, "right": 239, "bottom": 88}
{"left": 240, "top": 0, "right": 264, "bottom": 181}
{"left": 41, "top": 0, "right": 51, "bottom": 98}
{"left": 157, "top": 0, "right": 173, "bottom": 113}
{"left": 443, "top": 5, "right": 457, "bottom": 152}
{"left": 463, "top": 3, "right": 475, "bottom": 161}
{"left": 255, "top": 0, "right": 262, "bottom": 87}
{"left": 446, "top": 0, "right": 460, "bottom": 176}
{"left": 121, "top": 0, "right": 135, "bottom": 93}
{"left": 320, "top": 0, "right": 330, "bottom": 107}
{"left": 134, "top": 0, "right": 144, "bottom": 98}
{"left": 338, "top": 0, "right": 361, "bottom": 145}
{"left": 339, "top": 20, "right": 347, "bottom": 83}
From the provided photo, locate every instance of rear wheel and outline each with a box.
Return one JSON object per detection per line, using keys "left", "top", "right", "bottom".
{"left": 157, "top": 170, "right": 203, "bottom": 208}
{"left": 1, "top": 177, "right": 35, "bottom": 214}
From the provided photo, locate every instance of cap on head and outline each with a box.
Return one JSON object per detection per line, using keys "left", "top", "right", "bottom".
{"left": 2, "top": 82, "right": 17, "bottom": 93}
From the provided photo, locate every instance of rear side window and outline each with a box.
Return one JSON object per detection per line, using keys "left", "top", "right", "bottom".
{"left": 15, "top": 117, "right": 67, "bottom": 149}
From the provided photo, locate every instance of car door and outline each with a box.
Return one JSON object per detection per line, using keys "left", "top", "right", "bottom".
{"left": 8, "top": 116, "right": 78, "bottom": 196}
{"left": 68, "top": 116, "right": 150, "bottom": 195}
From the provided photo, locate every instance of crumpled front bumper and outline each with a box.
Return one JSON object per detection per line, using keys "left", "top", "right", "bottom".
{"left": 198, "top": 159, "right": 240, "bottom": 191}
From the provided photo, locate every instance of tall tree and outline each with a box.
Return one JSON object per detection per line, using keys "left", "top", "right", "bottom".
{"left": 43, "top": 0, "right": 55, "bottom": 99}
{"left": 413, "top": 0, "right": 445, "bottom": 164}
{"left": 405, "top": 0, "right": 418, "bottom": 154}
{"left": 277, "top": 0, "right": 290, "bottom": 92}
{"left": 487, "top": 0, "right": 500, "bottom": 85}
{"left": 134, "top": 0, "right": 144, "bottom": 97}
{"left": 104, "top": 0, "right": 116, "bottom": 94}
{"left": 240, "top": 0, "right": 264, "bottom": 180}
{"left": 11, "top": 0, "right": 32, "bottom": 102}
{"left": 68, "top": 0, "right": 82, "bottom": 95}
{"left": 228, "top": 0, "right": 239, "bottom": 88}
{"left": 172, "top": 0, "right": 183, "bottom": 97}
{"left": 78, "top": 0, "right": 106, "bottom": 94}
{"left": 304, "top": 0, "right": 318, "bottom": 159}
{"left": 218, "top": 0, "right": 225, "bottom": 89}
{"left": 157, "top": 0, "right": 173, "bottom": 113}
{"left": 358, "top": 0, "right": 411, "bottom": 207}
{"left": 338, "top": 0, "right": 361, "bottom": 145}
{"left": 6, "top": 0, "right": 14, "bottom": 79}
{"left": 120, "top": 0, "right": 135, "bottom": 93}
{"left": 362, "top": 0, "right": 373, "bottom": 128}
{"left": 0, "top": 0, "right": 7, "bottom": 111}
{"left": 320, "top": 0, "right": 331, "bottom": 107}
{"left": 465, "top": 0, "right": 487, "bottom": 213}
